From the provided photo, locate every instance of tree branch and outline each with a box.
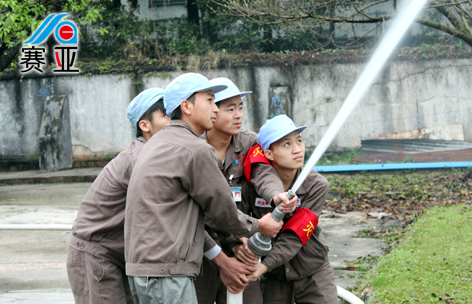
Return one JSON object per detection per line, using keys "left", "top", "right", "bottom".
{"left": 212, "top": 0, "right": 396, "bottom": 25}
{"left": 458, "top": 3, "right": 472, "bottom": 21}
{"left": 212, "top": 0, "right": 472, "bottom": 48}
{"left": 356, "top": 0, "right": 391, "bottom": 13}
{"left": 416, "top": 17, "right": 472, "bottom": 46}
{"left": 435, "top": 5, "right": 464, "bottom": 30}
{"left": 428, "top": 1, "right": 470, "bottom": 8}
{"left": 456, "top": 4, "right": 472, "bottom": 36}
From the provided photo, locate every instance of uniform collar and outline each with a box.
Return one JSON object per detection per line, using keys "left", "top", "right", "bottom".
{"left": 168, "top": 120, "right": 199, "bottom": 137}
{"left": 224, "top": 134, "right": 244, "bottom": 171}
{"left": 232, "top": 132, "right": 244, "bottom": 153}
{"left": 201, "top": 131, "right": 245, "bottom": 172}
{"left": 137, "top": 136, "right": 147, "bottom": 143}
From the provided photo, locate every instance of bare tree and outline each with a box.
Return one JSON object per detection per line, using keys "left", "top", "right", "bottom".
{"left": 212, "top": 0, "right": 472, "bottom": 48}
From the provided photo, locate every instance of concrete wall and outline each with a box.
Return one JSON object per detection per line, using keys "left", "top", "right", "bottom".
{"left": 1, "top": 58, "right": 471, "bottom": 159}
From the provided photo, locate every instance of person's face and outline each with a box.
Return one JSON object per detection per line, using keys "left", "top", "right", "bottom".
{"left": 188, "top": 90, "right": 219, "bottom": 133}
{"left": 213, "top": 95, "right": 244, "bottom": 136}
{"left": 264, "top": 131, "right": 305, "bottom": 170}
{"left": 148, "top": 110, "right": 170, "bottom": 136}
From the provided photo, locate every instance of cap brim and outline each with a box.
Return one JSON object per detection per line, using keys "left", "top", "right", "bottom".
{"left": 195, "top": 84, "right": 228, "bottom": 94}
{"left": 215, "top": 91, "right": 252, "bottom": 103}
{"left": 267, "top": 125, "right": 307, "bottom": 150}
{"left": 168, "top": 85, "right": 228, "bottom": 115}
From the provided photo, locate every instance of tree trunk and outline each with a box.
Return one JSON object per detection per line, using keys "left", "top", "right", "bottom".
{"left": 0, "top": 45, "right": 19, "bottom": 73}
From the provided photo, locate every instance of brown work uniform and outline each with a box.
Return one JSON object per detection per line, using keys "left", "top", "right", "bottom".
{"left": 195, "top": 129, "right": 284, "bottom": 304}
{"left": 67, "top": 136, "right": 147, "bottom": 304}
{"left": 242, "top": 169, "right": 338, "bottom": 304}
{"left": 125, "top": 120, "right": 259, "bottom": 280}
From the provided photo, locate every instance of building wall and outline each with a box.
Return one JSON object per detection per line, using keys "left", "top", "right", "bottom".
{"left": 122, "top": 0, "right": 188, "bottom": 20}
{"left": 1, "top": 58, "right": 471, "bottom": 158}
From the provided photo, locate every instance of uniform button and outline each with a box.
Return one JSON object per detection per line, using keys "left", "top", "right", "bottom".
{"left": 169, "top": 267, "right": 175, "bottom": 274}
{"left": 80, "top": 243, "right": 85, "bottom": 249}
{"left": 160, "top": 268, "right": 165, "bottom": 273}
{"left": 286, "top": 268, "right": 290, "bottom": 273}
{"left": 76, "top": 242, "right": 80, "bottom": 247}
{"left": 289, "top": 212, "right": 294, "bottom": 217}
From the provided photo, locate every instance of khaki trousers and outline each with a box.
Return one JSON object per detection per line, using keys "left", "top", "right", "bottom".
{"left": 261, "top": 263, "right": 338, "bottom": 304}
{"left": 67, "top": 246, "right": 133, "bottom": 304}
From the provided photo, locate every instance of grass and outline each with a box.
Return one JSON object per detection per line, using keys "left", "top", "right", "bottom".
{"left": 358, "top": 205, "right": 472, "bottom": 303}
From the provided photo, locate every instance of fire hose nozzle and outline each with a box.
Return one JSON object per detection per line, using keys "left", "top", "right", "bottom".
{"left": 248, "top": 189, "right": 295, "bottom": 257}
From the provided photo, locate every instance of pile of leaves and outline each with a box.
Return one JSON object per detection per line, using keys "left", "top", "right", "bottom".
{"left": 324, "top": 170, "right": 472, "bottom": 221}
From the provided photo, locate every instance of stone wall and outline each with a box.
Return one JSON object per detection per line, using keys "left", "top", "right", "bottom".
{"left": 1, "top": 58, "right": 471, "bottom": 159}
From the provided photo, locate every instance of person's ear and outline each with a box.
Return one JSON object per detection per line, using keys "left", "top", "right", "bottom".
{"left": 138, "top": 120, "right": 150, "bottom": 133}
{"left": 181, "top": 99, "right": 193, "bottom": 115}
{"left": 264, "top": 149, "right": 274, "bottom": 161}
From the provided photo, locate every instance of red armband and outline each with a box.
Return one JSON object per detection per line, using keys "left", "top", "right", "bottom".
{"left": 281, "top": 208, "right": 319, "bottom": 246}
{"left": 243, "top": 144, "right": 271, "bottom": 185}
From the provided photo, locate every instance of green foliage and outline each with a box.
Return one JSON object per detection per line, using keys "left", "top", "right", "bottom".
{"left": 0, "top": 0, "right": 46, "bottom": 49}
{"left": 1, "top": 0, "right": 104, "bottom": 42}
{"left": 405, "top": 154, "right": 415, "bottom": 163}
{"left": 4, "top": 0, "right": 469, "bottom": 73}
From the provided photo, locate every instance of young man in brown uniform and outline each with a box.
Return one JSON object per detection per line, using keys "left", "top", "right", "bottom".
{"left": 246, "top": 115, "right": 338, "bottom": 304}
{"left": 195, "top": 77, "right": 298, "bottom": 304}
{"left": 124, "top": 73, "right": 284, "bottom": 304}
{"left": 67, "top": 88, "right": 170, "bottom": 304}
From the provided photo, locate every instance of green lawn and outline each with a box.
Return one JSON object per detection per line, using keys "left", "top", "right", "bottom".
{"left": 360, "top": 205, "right": 472, "bottom": 303}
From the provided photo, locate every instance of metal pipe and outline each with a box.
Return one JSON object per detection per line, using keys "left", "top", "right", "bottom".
{"left": 314, "top": 161, "right": 472, "bottom": 173}
{"left": 247, "top": 190, "right": 295, "bottom": 257}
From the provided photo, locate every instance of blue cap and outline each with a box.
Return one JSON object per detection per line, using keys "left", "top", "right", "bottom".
{"left": 257, "top": 115, "right": 307, "bottom": 151}
{"left": 127, "top": 88, "right": 165, "bottom": 128}
{"left": 210, "top": 77, "right": 252, "bottom": 103}
{"left": 164, "top": 73, "right": 228, "bottom": 116}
